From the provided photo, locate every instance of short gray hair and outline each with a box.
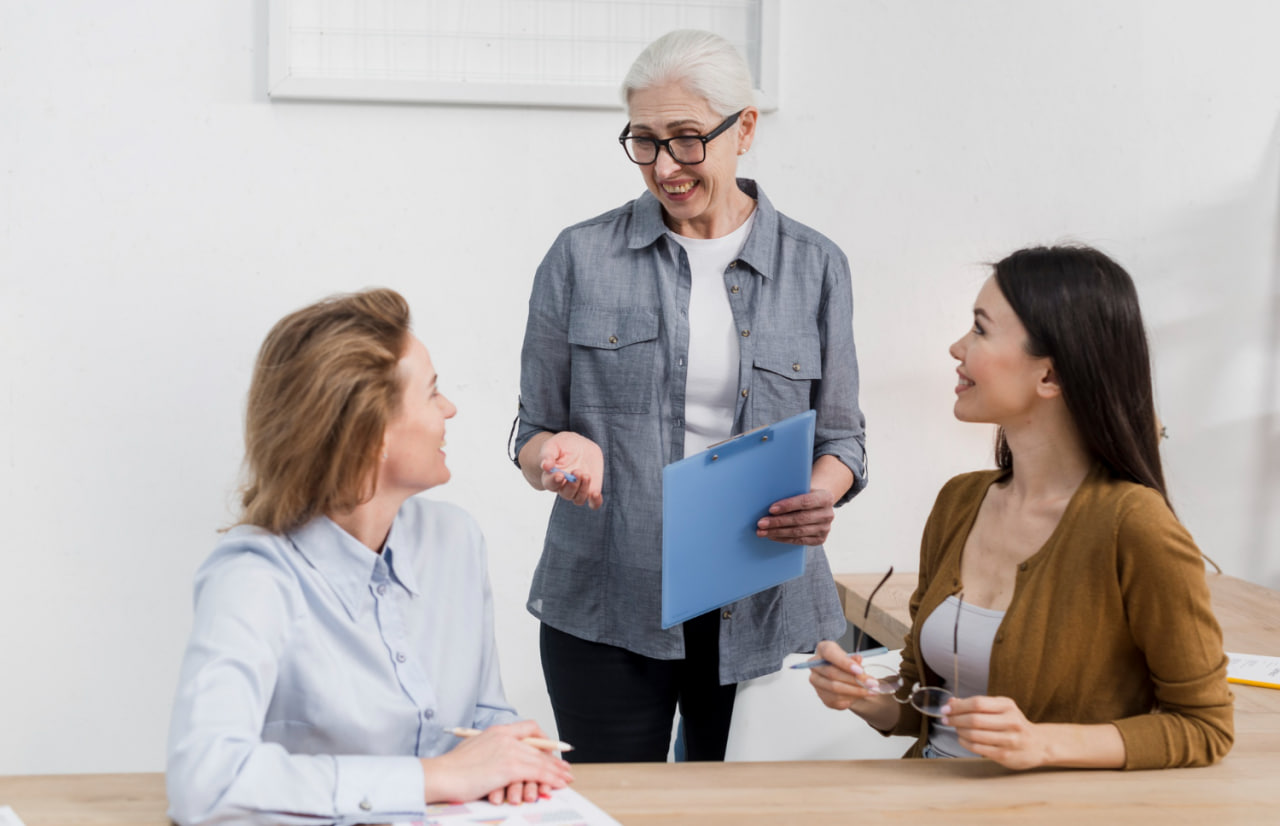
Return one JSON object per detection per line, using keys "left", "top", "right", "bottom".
{"left": 621, "top": 30, "right": 755, "bottom": 116}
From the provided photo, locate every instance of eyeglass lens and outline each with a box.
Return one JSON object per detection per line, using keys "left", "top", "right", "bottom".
{"left": 622, "top": 136, "right": 708, "bottom": 165}
{"left": 858, "top": 589, "right": 964, "bottom": 717}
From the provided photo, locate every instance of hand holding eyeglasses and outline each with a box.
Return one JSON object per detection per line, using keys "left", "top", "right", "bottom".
{"left": 804, "top": 567, "right": 964, "bottom": 724}
{"left": 805, "top": 640, "right": 893, "bottom": 710}
{"left": 939, "top": 695, "right": 1049, "bottom": 770}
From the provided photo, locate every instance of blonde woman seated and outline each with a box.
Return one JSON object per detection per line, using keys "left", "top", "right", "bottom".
{"left": 808, "top": 246, "right": 1233, "bottom": 769}
{"left": 167, "top": 289, "right": 572, "bottom": 825}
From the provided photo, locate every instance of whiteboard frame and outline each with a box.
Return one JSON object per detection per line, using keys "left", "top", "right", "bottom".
{"left": 267, "top": 0, "right": 780, "bottom": 111}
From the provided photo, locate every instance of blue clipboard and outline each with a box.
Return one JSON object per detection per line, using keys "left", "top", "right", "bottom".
{"left": 661, "top": 410, "right": 816, "bottom": 629}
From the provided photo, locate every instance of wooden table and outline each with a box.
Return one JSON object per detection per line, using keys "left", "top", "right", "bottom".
{"left": 3, "top": 755, "right": 1279, "bottom": 826}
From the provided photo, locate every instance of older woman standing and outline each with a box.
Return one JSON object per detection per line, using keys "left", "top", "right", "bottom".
{"left": 514, "top": 30, "right": 868, "bottom": 762}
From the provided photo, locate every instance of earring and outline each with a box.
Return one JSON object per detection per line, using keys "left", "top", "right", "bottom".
{"left": 382, "top": 452, "right": 389, "bottom": 460}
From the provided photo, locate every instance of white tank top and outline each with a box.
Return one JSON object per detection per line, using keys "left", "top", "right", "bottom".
{"left": 918, "top": 595, "right": 1005, "bottom": 758}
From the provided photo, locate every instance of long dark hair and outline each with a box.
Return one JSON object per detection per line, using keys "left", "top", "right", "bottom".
{"left": 992, "top": 246, "right": 1167, "bottom": 502}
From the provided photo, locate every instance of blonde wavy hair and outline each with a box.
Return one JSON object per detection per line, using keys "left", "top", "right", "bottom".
{"left": 239, "top": 288, "right": 411, "bottom": 534}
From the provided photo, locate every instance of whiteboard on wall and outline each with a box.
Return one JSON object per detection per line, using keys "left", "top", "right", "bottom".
{"left": 267, "top": 0, "right": 779, "bottom": 110}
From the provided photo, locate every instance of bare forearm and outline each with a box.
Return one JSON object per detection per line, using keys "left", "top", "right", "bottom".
{"left": 812, "top": 454, "right": 854, "bottom": 502}
{"left": 850, "top": 693, "right": 902, "bottom": 733}
{"left": 517, "top": 432, "right": 553, "bottom": 490}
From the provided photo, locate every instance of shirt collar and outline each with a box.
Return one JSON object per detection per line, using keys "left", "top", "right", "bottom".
{"left": 382, "top": 513, "right": 420, "bottom": 596}
{"left": 287, "top": 512, "right": 420, "bottom": 622}
{"left": 627, "top": 178, "right": 780, "bottom": 280}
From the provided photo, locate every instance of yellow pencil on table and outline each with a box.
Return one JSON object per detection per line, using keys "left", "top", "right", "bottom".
{"left": 444, "top": 726, "right": 575, "bottom": 752}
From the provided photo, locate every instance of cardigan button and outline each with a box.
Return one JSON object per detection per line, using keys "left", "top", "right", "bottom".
{"left": 1018, "top": 562, "right": 1028, "bottom": 572}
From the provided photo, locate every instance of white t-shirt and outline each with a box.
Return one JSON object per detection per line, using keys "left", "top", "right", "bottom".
{"left": 667, "top": 209, "right": 757, "bottom": 458}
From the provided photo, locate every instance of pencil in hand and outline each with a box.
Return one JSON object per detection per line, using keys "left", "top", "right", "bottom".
{"left": 444, "top": 726, "right": 575, "bottom": 753}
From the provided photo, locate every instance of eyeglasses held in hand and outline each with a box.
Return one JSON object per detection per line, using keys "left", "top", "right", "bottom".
{"left": 853, "top": 569, "right": 963, "bottom": 719}
{"left": 618, "top": 110, "right": 743, "bottom": 165}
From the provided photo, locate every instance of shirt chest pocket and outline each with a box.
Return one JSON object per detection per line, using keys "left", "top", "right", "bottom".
{"left": 568, "top": 306, "right": 659, "bottom": 413}
{"left": 750, "top": 334, "right": 823, "bottom": 414}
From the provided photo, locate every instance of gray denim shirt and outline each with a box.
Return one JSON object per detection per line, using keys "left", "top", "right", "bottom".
{"left": 515, "top": 179, "right": 867, "bottom": 684}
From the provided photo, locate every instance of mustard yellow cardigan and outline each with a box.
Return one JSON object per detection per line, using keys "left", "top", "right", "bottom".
{"left": 889, "top": 465, "right": 1234, "bottom": 769}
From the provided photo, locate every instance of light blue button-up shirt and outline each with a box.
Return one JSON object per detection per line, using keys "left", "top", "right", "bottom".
{"left": 166, "top": 497, "right": 518, "bottom": 826}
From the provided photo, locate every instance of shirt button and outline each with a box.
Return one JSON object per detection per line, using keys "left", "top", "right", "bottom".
{"left": 396, "top": 652, "right": 406, "bottom": 663}
{"left": 423, "top": 709, "right": 435, "bottom": 720}
{"left": 792, "top": 363, "right": 801, "bottom": 372}
{"left": 376, "top": 584, "right": 387, "bottom": 596}
{"left": 721, "top": 610, "right": 732, "bottom": 620}
{"left": 740, "top": 329, "right": 750, "bottom": 337}
{"left": 359, "top": 799, "right": 372, "bottom": 812}
{"left": 678, "top": 357, "right": 685, "bottom": 367}
{"left": 731, "top": 285, "right": 740, "bottom": 294}
{"left": 740, "top": 389, "right": 749, "bottom": 398}
{"left": 729, "top": 261, "right": 738, "bottom": 269}
{"left": 674, "top": 418, "right": 683, "bottom": 427}
{"left": 608, "top": 335, "right": 618, "bottom": 344}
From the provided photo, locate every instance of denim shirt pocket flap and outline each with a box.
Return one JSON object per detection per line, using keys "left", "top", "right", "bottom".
{"left": 752, "top": 334, "right": 823, "bottom": 380}
{"left": 567, "top": 306, "right": 660, "bottom": 350}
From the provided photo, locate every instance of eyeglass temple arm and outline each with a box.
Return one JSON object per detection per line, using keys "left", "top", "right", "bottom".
{"left": 952, "top": 592, "right": 964, "bottom": 696}
{"left": 850, "top": 566, "right": 894, "bottom": 655}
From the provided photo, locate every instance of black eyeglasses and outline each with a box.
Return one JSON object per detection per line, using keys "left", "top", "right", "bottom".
{"left": 618, "top": 110, "right": 743, "bottom": 166}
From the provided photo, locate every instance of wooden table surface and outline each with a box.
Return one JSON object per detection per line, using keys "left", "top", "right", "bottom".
{"left": 3, "top": 755, "right": 1280, "bottom": 826}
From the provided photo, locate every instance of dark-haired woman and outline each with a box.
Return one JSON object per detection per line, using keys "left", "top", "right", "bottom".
{"left": 807, "top": 246, "right": 1233, "bottom": 769}
{"left": 166, "top": 289, "right": 572, "bottom": 826}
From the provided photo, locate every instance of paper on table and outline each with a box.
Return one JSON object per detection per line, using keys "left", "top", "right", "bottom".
{"left": 1226, "top": 652, "right": 1280, "bottom": 689}
{"left": 392, "top": 787, "right": 621, "bottom": 826}
{"left": 0, "top": 805, "right": 27, "bottom": 826}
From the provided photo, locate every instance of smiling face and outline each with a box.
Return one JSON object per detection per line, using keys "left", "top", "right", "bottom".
{"left": 379, "top": 335, "right": 457, "bottom": 496}
{"left": 626, "top": 81, "right": 756, "bottom": 238}
{"left": 948, "top": 277, "right": 1055, "bottom": 426}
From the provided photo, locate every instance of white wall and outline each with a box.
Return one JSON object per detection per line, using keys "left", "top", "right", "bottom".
{"left": 1, "top": 0, "right": 1277, "bottom": 775}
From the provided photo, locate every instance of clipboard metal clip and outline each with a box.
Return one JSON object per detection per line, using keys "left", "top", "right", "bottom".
{"left": 706, "top": 425, "right": 774, "bottom": 463}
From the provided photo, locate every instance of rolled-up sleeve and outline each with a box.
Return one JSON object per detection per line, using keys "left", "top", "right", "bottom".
{"left": 813, "top": 246, "right": 867, "bottom": 505}
{"left": 514, "top": 231, "right": 574, "bottom": 463}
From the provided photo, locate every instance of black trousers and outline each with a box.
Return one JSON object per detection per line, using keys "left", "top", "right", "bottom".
{"left": 539, "top": 611, "right": 738, "bottom": 763}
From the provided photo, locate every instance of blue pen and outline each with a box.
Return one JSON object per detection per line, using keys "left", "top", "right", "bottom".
{"left": 550, "top": 467, "right": 578, "bottom": 483}
{"left": 789, "top": 646, "right": 888, "bottom": 669}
